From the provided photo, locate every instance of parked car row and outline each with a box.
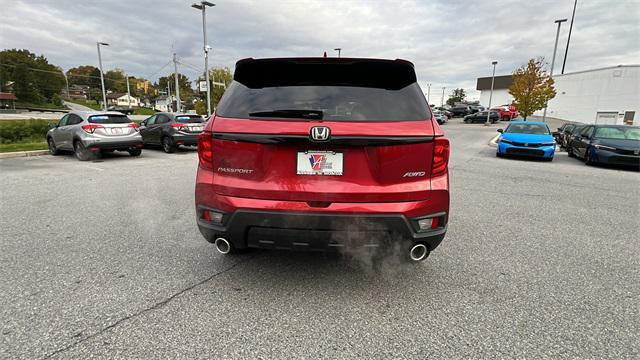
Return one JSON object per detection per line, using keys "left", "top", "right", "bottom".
{"left": 494, "top": 121, "right": 640, "bottom": 168}
{"left": 564, "top": 124, "right": 640, "bottom": 168}
{"left": 47, "top": 111, "right": 205, "bottom": 161}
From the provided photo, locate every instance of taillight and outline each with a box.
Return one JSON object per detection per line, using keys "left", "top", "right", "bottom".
{"left": 128, "top": 123, "right": 139, "bottom": 131}
{"left": 170, "top": 123, "right": 187, "bottom": 131}
{"left": 432, "top": 137, "right": 450, "bottom": 176}
{"left": 81, "top": 124, "right": 104, "bottom": 134}
{"left": 197, "top": 132, "right": 213, "bottom": 169}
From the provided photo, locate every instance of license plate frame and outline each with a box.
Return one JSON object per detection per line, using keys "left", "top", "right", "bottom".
{"left": 296, "top": 150, "right": 344, "bottom": 176}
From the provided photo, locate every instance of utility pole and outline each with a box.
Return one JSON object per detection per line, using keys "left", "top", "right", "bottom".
{"left": 61, "top": 69, "right": 70, "bottom": 100}
{"left": 96, "top": 42, "right": 109, "bottom": 111}
{"left": 542, "top": 19, "right": 567, "bottom": 122}
{"left": 192, "top": 1, "right": 215, "bottom": 117}
{"left": 173, "top": 52, "right": 181, "bottom": 113}
{"left": 426, "top": 83, "right": 431, "bottom": 104}
{"left": 485, "top": 61, "right": 498, "bottom": 126}
{"left": 441, "top": 87, "right": 446, "bottom": 108}
{"left": 562, "top": 0, "right": 578, "bottom": 74}
{"left": 126, "top": 74, "right": 131, "bottom": 109}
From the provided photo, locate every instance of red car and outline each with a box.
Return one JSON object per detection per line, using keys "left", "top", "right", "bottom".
{"left": 491, "top": 104, "right": 519, "bottom": 121}
{"left": 195, "top": 57, "right": 450, "bottom": 262}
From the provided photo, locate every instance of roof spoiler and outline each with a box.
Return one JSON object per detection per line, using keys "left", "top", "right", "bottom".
{"left": 234, "top": 57, "right": 417, "bottom": 90}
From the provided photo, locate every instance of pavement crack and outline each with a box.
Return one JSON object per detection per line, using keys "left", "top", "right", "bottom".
{"left": 41, "top": 252, "right": 261, "bottom": 359}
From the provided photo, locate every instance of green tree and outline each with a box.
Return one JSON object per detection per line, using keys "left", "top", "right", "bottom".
{"left": 104, "top": 69, "right": 127, "bottom": 93}
{"left": 194, "top": 100, "right": 207, "bottom": 115}
{"left": 209, "top": 67, "right": 232, "bottom": 109}
{"left": 508, "top": 58, "right": 556, "bottom": 120}
{"left": 0, "top": 49, "right": 65, "bottom": 104}
{"left": 446, "top": 88, "right": 466, "bottom": 106}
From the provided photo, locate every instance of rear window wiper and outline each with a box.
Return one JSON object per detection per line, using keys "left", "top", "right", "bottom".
{"left": 248, "top": 109, "right": 323, "bottom": 120}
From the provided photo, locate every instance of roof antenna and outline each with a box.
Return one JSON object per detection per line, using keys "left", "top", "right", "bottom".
{"left": 323, "top": 51, "right": 327, "bottom": 58}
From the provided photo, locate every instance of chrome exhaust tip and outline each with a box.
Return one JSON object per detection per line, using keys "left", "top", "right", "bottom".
{"left": 409, "top": 243, "right": 429, "bottom": 262}
{"left": 214, "top": 237, "right": 231, "bottom": 254}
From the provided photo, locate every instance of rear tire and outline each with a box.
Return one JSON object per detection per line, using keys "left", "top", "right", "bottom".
{"left": 74, "top": 141, "right": 96, "bottom": 161}
{"left": 128, "top": 148, "right": 142, "bottom": 157}
{"left": 502, "top": 116, "right": 510, "bottom": 122}
{"left": 47, "top": 138, "right": 60, "bottom": 155}
{"left": 161, "top": 136, "right": 176, "bottom": 153}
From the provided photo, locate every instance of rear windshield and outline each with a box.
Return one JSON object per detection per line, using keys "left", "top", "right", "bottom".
{"left": 88, "top": 115, "right": 131, "bottom": 124}
{"left": 175, "top": 115, "right": 205, "bottom": 123}
{"left": 216, "top": 81, "right": 430, "bottom": 121}
{"left": 505, "top": 123, "right": 550, "bottom": 134}
{"left": 595, "top": 127, "right": 640, "bottom": 140}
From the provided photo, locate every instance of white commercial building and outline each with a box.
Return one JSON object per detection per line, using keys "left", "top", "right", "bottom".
{"left": 535, "top": 65, "right": 638, "bottom": 125}
{"left": 476, "top": 75, "right": 515, "bottom": 109}
{"left": 477, "top": 65, "right": 639, "bottom": 125}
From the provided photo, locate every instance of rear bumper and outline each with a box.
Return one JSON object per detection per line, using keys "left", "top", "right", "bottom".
{"left": 172, "top": 132, "right": 200, "bottom": 146}
{"left": 196, "top": 208, "right": 447, "bottom": 252}
{"left": 83, "top": 137, "right": 143, "bottom": 150}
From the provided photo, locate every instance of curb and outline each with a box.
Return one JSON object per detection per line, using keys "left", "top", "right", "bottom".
{"left": 0, "top": 150, "right": 49, "bottom": 159}
{"left": 488, "top": 134, "right": 500, "bottom": 148}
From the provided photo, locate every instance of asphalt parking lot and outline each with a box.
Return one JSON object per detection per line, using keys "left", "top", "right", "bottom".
{"left": 1, "top": 120, "right": 639, "bottom": 359}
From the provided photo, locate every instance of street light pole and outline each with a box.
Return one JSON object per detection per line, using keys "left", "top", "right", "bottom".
{"left": 426, "top": 83, "right": 431, "bottom": 104}
{"left": 562, "top": 0, "right": 578, "bottom": 74}
{"left": 173, "top": 52, "right": 181, "bottom": 113}
{"left": 192, "top": 1, "right": 215, "bottom": 117}
{"left": 126, "top": 74, "right": 131, "bottom": 109}
{"left": 96, "top": 42, "right": 109, "bottom": 111}
{"left": 441, "top": 87, "right": 445, "bottom": 108}
{"left": 542, "top": 18, "right": 567, "bottom": 122}
{"left": 485, "top": 61, "right": 498, "bottom": 126}
{"left": 334, "top": 48, "right": 341, "bottom": 57}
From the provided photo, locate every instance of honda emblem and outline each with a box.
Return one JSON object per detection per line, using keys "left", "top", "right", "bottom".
{"left": 310, "top": 126, "right": 330, "bottom": 142}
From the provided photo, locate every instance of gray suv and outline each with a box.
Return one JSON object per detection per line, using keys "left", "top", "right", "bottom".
{"left": 47, "top": 111, "right": 143, "bottom": 161}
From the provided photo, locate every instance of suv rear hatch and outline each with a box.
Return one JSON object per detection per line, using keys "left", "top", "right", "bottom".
{"left": 201, "top": 58, "right": 446, "bottom": 203}
{"left": 87, "top": 114, "right": 138, "bottom": 136}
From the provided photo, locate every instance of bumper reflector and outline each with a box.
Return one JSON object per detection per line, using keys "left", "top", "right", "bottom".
{"left": 202, "top": 210, "right": 224, "bottom": 224}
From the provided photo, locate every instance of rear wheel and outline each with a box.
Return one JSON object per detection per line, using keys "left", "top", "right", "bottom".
{"left": 502, "top": 116, "right": 510, "bottom": 122}
{"left": 47, "top": 138, "right": 60, "bottom": 155}
{"left": 74, "top": 141, "right": 97, "bottom": 161}
{"left": 161, "top": 136, "right": 176, "bottom": 153}
{"left": 128, "top": 148, "right": 142, "bottom": 157}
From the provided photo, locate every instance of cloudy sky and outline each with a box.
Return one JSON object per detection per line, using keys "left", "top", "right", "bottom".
{"left": 1, "top": 0, "right": 639, "bottom": 100}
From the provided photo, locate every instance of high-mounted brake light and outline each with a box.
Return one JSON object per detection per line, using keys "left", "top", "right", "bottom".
{"left": 81, "top": 124, "right": 104, "bottom": 134}
{"left": 197, "top": 132, "right": 213, "bottom": 169}
{"left": 431, "top": 137, "right": 450, "bottom": 176}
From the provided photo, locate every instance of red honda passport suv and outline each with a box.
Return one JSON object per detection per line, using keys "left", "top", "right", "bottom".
{"left": 195, "top": 57, "right": 450, "bottom": 262}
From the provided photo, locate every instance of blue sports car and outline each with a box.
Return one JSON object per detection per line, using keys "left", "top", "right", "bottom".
{"left": 496, "top": 121, "right": 556, "bottom": 160}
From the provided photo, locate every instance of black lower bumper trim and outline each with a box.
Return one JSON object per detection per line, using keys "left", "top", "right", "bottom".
{"left": 197, "top": 209, "right": 447, "bottom": 252}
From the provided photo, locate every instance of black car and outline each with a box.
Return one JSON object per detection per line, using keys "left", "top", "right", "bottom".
{"left": 107, "top": 106, "right": 134, "bottom": 115}
{"left": 556, "top": 123, "right": 577, "bottom": 148}
{"left": 463, "top": 111, "right": 499, "bottom": 124}
{"left": 567, "top": 125, "right": 640, "bottom": 168}
{"left": 139, "top": 113, "right": 205, "bottom": 153}
{"left": 469, "top": 104, "right": 485, "bottom": 113}
{"left": 449, "top": 106, "right": 471, "bottom": 117}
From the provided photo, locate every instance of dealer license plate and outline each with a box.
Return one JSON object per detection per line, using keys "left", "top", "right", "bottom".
{"left": 296, "top": 151, "right": 343, "bottom": 176}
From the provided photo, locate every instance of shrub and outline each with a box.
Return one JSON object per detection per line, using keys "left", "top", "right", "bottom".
{"left": 0, "top": 119, "right": 51, "bottom": 144}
